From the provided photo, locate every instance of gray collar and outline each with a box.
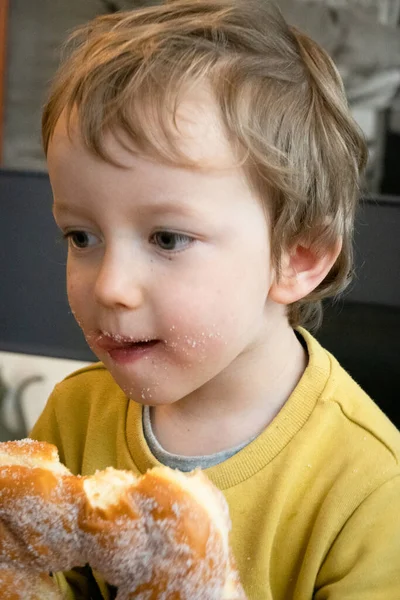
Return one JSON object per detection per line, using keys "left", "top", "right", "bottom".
{"left": 142, "top": 405, "right": 257, "bottom": 472}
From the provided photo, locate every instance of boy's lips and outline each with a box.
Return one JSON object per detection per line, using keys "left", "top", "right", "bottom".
{"left": 89, "top": 332, "right": 161, "bottom": 364}
{"left": 93, "top": 333, "right": 160, "bottom": 351}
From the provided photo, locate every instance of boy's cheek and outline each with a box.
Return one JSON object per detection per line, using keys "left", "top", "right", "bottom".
{"left": 66, "top": 281, "right": 86, "bottom": 320}
{"left": 66, "top": 266, "right": 85, "bottom": 299}
{"left": 164, "top": 327, "right": 228, "bottom": 365}
{"left": 66, "top": 278, "right": 95, "bottom": 334}
{"left": 159, "top": 294, "right": 233, "bottom": 351}
{"left": 159, "top": 288, "right": 258, "bottom": 359}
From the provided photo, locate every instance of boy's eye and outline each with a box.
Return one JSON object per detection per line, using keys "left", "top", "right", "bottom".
{"left": 64, "top": 231, "right": 99, "bottom": 249}
{"left": 152, "top": 231, "right": 193, "bottom": 252}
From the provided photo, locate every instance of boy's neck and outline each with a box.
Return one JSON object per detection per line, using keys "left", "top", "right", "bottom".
{"left": 150, "top": 325, "right": 308, "bottom": 457}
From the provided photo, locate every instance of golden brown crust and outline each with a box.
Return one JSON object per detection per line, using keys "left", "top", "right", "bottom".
{"left": 0, "top": 439, "right": 58, "bottom": 462}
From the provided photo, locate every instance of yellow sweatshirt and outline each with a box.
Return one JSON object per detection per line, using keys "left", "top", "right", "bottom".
{"left": 30, "top": 329, "right": 400, "bottom": 599}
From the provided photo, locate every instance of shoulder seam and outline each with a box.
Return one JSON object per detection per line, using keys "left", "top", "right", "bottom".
{"left": 330, "top": 398, "right": 398, "bottom": 465}
{"left": 322, "top": 351, "right": 399, "bottom": 465}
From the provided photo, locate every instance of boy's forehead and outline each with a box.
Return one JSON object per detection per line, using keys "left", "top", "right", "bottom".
{"left": 171, "top": 86, "right": 235, "bottom": 166}
{"left": 50, "top": 86, "right": 237, "bottom": 170}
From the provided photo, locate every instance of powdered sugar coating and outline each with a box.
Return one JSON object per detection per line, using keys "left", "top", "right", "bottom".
{"left": 0, "top": 567, "right": 63, "bottom": 600}
{"left": 0, "top": 439, "right": 69, "bottom": 475}
{"left": 0, "top": 467, "right": 85, "bottom": 571}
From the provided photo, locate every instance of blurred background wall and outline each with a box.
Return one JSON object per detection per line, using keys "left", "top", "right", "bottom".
{"left": 2, "top": 0, "right": 400, "bottom": 194}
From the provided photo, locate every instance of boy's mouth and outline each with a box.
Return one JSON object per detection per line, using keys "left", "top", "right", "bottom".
{"left": 88, "top": 333, "right": 162, "bottom": 365}
{"left": 93, "top": 334, "right": 160, "bottom": 352}
{"left": 95, "top": 334, "right": 160, "bottom": 350}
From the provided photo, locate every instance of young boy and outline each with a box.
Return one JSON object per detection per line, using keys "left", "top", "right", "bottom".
{"left": 30, "top": 0, "right": 400, "bottom": 598}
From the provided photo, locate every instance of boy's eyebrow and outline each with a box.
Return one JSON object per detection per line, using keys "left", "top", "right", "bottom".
{"left": 52, "top": 202, "right": 79, "bottom": 219}
{"left": 52, "top": 202, "right": 66, "bottom": 217}
{"left": 139, "top": 199, "right": 202, "bottom": 218}
{"left": 52, "top": 199, "right": 202, "bottom": 219}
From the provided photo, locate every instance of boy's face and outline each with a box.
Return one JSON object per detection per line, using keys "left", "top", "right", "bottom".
{"left": 48, "top": 92, "right": 286, "bottom": 406}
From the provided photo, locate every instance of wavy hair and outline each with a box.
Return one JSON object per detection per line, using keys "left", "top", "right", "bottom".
{"left": 42, "top": 0, "right": 368, "bottom": 329}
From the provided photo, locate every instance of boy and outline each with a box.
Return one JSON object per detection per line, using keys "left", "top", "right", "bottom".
{"left": 30, "top": 0, "right": 400, "bottom": 598}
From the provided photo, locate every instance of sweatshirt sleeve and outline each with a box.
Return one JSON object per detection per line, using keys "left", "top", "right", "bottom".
{"left": 315, "top": 475, "right": 400, "bottom": 599}
{"left": 29, "top": 374, "right": 95, "bottom": 476}
{"left": 29, "top": 385, "right": 67, "bottom": 464}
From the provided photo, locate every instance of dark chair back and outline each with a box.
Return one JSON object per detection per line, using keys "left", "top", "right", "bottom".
{"left": 317, "top": 196, "right": 400, "bottom": 428}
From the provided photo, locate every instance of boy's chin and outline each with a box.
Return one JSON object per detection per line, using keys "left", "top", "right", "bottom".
{"left": 105, "top": 368, "right": 188, "bottom": 406}
{"left": 100, "top": 348, "right": 227, "bottom": 406}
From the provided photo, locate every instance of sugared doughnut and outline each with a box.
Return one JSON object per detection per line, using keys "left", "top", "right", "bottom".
{"left": 0, "top": 439, "right": 246, "bottom": 599}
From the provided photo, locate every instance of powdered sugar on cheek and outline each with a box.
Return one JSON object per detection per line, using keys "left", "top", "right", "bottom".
{"left": 164, "top": 323, "right": 227, "bottom": 365}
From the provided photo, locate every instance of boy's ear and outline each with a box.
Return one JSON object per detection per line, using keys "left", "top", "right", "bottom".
{"left": 268, "top": 237, "right": 342, "bottom": 305}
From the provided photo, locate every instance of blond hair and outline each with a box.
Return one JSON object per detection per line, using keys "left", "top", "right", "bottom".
{"left": 42, "top": 0, "right": 367, "bottom": 330}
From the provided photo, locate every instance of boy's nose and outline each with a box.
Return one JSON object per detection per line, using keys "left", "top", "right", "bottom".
{"left": 94, "top": 252, "right": 145, "bottom": 310}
